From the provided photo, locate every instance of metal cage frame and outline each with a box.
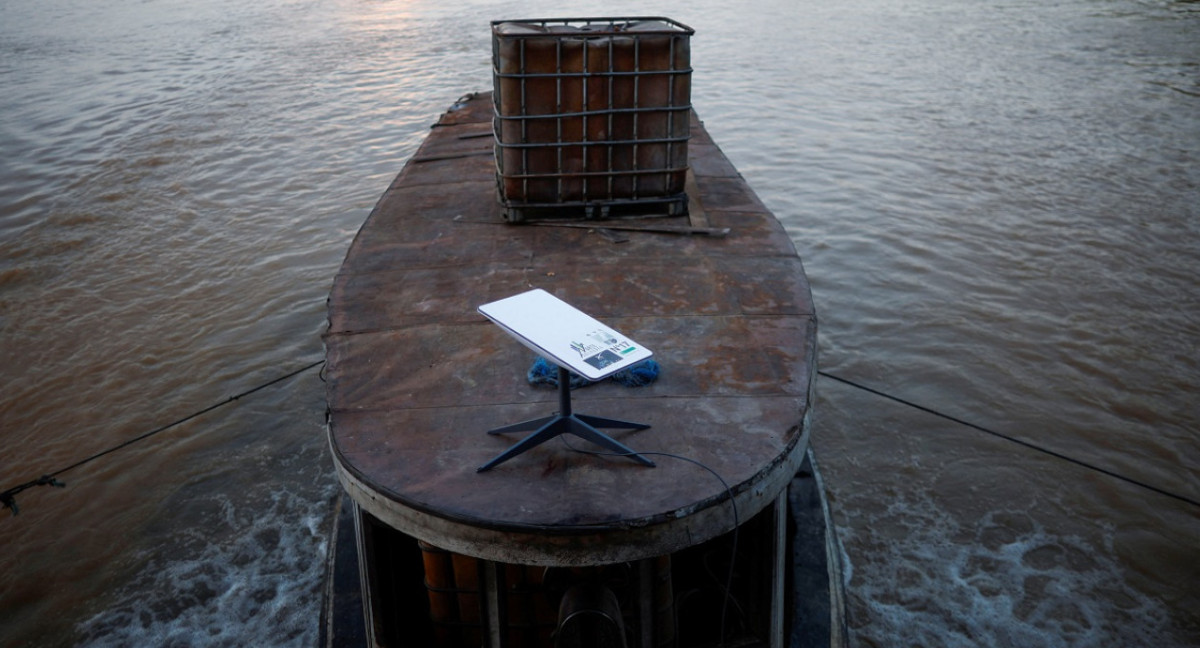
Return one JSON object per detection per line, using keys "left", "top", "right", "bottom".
{"left": 491, "top": 17, "right": 695, "bottom": 222}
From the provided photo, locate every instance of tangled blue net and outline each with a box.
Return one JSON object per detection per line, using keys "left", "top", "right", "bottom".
{"left": 527, "top": 356, "right": 660, "bottom": 389}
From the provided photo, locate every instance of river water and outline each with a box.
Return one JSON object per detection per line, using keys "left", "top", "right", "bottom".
{"left": 1, "top": 0, "right": 1197, "bottom": 645}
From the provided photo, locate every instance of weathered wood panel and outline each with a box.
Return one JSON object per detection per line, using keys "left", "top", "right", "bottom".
{"left": 325, "top": 92, "right": 817, "bottom": 565}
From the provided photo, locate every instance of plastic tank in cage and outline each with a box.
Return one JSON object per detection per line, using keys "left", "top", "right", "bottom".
{"left": 492, "top": 17, "right": 694, "bottom": 221}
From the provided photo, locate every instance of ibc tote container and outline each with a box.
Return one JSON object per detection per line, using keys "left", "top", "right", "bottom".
{"left": 492, "top": 17, "right": 694, "bottom": 222}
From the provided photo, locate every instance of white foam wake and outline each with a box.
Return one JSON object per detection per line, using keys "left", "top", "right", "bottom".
{"left": 76, "top": 486, "right": 337, "bottom": 647}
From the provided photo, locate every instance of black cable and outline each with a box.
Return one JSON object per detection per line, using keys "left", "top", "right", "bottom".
{"left": 818, "top": 370, "right": 1200, "bottom": 509}
{"left": 2, "top": 358, "right": 325, "bottom": 516}
{"left": 558, "top": 437, "right": 741, "bottom": 645}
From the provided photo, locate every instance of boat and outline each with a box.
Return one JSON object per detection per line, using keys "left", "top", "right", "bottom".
{"left": 319, "top": 17, "right": 843, "bottom": 648}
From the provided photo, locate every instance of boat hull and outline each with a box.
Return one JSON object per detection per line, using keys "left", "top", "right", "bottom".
{"left": 322, "top": 92, "right": 832, "bottom": 647}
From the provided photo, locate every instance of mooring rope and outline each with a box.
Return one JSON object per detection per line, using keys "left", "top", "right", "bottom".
{"left": 818, "top": 370, "right": 1200, "bottom": 509}
{"left": 1, "top": 358, "right": 325, "bottom": 516}
{"left": 10, "top": 357, "right": 1190, "bottom": 516}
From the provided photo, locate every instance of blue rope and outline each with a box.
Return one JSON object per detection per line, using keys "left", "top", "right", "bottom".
{"left": 527, "top": 357, "right": 591, "bottom": 389}
{"left": 527, "top": 356, "right": 660, "bottom": 389}
{"left": 611, "top": 359, "right": 660, "bottom": 387}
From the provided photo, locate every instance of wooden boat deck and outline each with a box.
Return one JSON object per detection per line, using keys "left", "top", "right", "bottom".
{"left": 324, "top": 91, "right": 817, "bottom": 567}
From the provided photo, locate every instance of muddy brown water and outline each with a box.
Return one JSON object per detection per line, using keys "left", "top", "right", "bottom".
{"left": 2, "top": 0, "right": 1197, "bottom": 645}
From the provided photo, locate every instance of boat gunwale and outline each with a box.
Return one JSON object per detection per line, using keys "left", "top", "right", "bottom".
{"left": 327, "top": 415, "right": 811, "bottom": 565}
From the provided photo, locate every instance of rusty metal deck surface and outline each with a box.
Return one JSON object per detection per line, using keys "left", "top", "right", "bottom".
{"left": 324, "top": 92, "right": 817, "bottom": 566}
